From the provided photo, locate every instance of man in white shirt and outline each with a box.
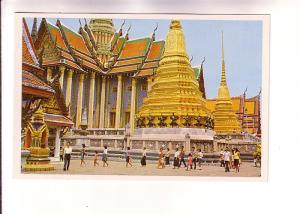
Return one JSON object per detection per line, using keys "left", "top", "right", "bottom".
{"left": 223, "top": 148, "right": 231, "bottom": 172}
{"left": 63, "top": 142, "right": 72, "bottom": 171}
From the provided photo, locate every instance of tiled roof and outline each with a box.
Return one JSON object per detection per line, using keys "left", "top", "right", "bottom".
{"left": 114, "top": 58, "right": 143, "bottom": 67}
{"left": 47, "top": 23, "right": 68, "bottom": 50}
{"left": 145, "top": 40, "right": 164, "bottom": 61}
{"left": 110, "top": 64, "right": 139, "bottom": 73}
{"left": 112, "top": 37, "right": 126, "bottom": 56}
{"left": 119, "top": 38, "right": 151, "bottom": 59}
{"left": 60, "top": 24, "right": 90, "bottom": 55}
{"left": 44, "top": 113, "right": 74, "bottom": 127}
{"left": 22, "top": 19, "right": 40, "bottom": 67}
{"left": 141, "top": 61, "right": 159, "bottom": 69}
{"left": 22, "top": 70, "right": 54, "bottom": 93}
{"left": 135, "top": 68, "right": 155, "bottom": 77}
{"left": 58, "top": 21, "right": 100, "bottom": 72}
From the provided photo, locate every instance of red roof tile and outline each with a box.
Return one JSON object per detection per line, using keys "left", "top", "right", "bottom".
{"left": 114, "top": 58, "right": 143, "bottom": 67}
{"left": 136, "top": 68, "right": 154, "bottom": 77}
{"left": 22, "top": 70, "right": 54, "bottom": 93}
{"left": 110, "top": 64, "right": 139, "bottom": 73}
{"left": 119, "top": 38, "right": 151, "bottom": 59}
{"left": 145, "top": 41, "right": 165, "bottom": 61}
{"left": 60, "top": 24, "right": 90, "bottom": 55}
{"left": 22, "top": 19, "right": 40, "bottom": 67}
{"left": 44, "top": 113, "right": 74, "bottom": 127}
{"left": 142, "top": 61, "right": 158, "bottom": 69}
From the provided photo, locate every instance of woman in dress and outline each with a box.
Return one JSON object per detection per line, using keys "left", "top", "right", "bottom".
{"left": 102, "top": 145, "right": 109, "bottom": 167}
{"left": 233, "top": 148, "right": 241, "bottom": 172}
{"left": 141, "top": 147, "right": 147, "bottom": 167}
{"left": 165, "top": 148, "right": 170, "bottom": 166}
{"left": 80, "top": 144, "right": 86, "bottom": 167}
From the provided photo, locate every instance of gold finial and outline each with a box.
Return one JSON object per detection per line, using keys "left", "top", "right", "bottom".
{"left": 221, "top": 31, "right": 227, "bottom": 86}
{"left": 170, "top": 20, "right": 181, "bottom": 30}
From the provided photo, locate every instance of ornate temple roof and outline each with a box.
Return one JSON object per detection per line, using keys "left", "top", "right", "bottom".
{"left": 44, "top": 113, "right": 74, "bottom": 127}
{"left": 22, "top": 70, "right": 54, "bottom": 97}
{"left": 57, "top": 20, "right": 101, "bottom": 73}
{"left": 22, "top": 18, "right": 42, "bottom": 73}
{"left": 22, "top": 18, "right": 54, "bottom": 98}
{"left": 34, "top": 19, "right": 84, "bottom": 72}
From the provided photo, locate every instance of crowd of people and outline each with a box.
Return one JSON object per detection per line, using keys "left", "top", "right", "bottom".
{"left": 60, "top": 142, "right": 242, "bottom": 173}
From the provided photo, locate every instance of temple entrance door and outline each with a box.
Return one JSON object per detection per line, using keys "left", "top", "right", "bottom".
{"left": 110, "top": 112, "right": 116, "bottom": 128}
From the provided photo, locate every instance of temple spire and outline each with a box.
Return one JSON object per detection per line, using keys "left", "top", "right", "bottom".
{"left": 31, "top": 18, "right": 38, "bottom": 42}
{"left": 221, "top": 31, "right": 227, "bottom": 86}
{"left": 198, "top": 57, "right": 206, "bottom": 99}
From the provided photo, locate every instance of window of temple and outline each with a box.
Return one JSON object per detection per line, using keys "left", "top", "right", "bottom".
{"left": 112, "top": 87, "right": 117, "bottom": 93}
{"left": 127, "top": 86, "right": 132, "bottom": 91}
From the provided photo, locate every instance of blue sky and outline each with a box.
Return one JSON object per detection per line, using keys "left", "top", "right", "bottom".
{"left": 26, "top": 18, "right": 262, "bottom": 99}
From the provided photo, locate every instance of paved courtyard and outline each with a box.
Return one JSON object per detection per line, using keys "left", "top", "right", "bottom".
{"left": 23, "top": 159, "right": 261, "bottom": 177}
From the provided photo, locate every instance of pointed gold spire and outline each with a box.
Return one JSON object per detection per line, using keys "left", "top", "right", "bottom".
{"left": 213, "top": 32, "right": 241, "bottom": 133}
{"left": 221, "top": 31, "right": 227, "bottom": 86}
{"left": 138, "top": 20, "right": 210, "bottom": 127}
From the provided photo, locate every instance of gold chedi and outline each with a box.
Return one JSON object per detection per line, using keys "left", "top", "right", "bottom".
{"left": 138, "top": 20, "right": 210, "bottom": 127}
{"left": 213, "top": 33, "right": 241, "bottom": 133}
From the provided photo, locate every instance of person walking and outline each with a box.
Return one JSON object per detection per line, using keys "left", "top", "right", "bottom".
{"left": 63, "top": 142, "right": 72, "bottom": 171}
{"left": 80, "top": 144, "right": 86, "bottom": 167}
{"left": 224, "top": 148, "right": 231, "bottom": 172}
{"left": 157, "top": 148, "right": 165, "bottom": 169}
{"left": 102, "top": 145, "right": 109, "bottom": 167}
{"left": 94, "top": 151, "right": 99, "bottom": 166}
{"left": 173, "top": 148, "right": 180, "bottom": 169}
{"left": 179, "top": 146, "right": 186, "bottom": 168}
{"left": 186, "top": 153, "right": 193, "bottom": 171}
{"left": 59, "top": 146, "right": 64, "bottom": 162}
{"left": 141, "top": 147, "right": 147, "bottom": 167}
{"left": 220, "top": 149, "right": 225, "bottom": 167}
{"left": 198, "top": 149, "right": 204, "bottom": 168}
{"left": 165, "top": 148, "right": 170, "bottom": 166}
{"left": 191, "top": 147, "right": 197, "bottom": 170}
{"left": 231, "top": 149, "right": 235, "bottom": 169}
{"left": 233, "top": 148, "right": 241, "bottom": 173}
{"left": 125, "top": 147, "right": 133, "bottom": 167}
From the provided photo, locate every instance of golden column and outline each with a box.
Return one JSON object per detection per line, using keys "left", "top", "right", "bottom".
{"left": 88, "top": 72, "right": 96, "bottom": 128}
{"left": 115, "top": 74, "right": 123, "bottom": 128}
{"left": 95, "top": 76, "right": 101, "bottom": 127}
{"left": 105, "top": 78, "right": 111, "bottom": 128}
{"left": 130, "top": 78, "right": 137, "bottom": 135}
{"left": 46, "top": 67, "right": 52, "bottom": 81}
{"left": 76, "top": 73, "right": 85, "bottom": 128}
{"left": 213, "top": 32, "right": 241, "bottom": 133}
{"left": 65, "top": 69, "right": 73, "bottom": 107}
{"left": 147, "top": 77, "right": 152, "bottom": 92}
{"left": 59, "top": 65, "right": 65, "bottom": 89}
{"left": 99, "top": 76, "right": 106, "bottom": 128}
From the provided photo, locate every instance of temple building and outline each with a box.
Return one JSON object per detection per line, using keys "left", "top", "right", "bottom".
{"left": 22, "top": 17, "right": 261, "bottom": 155}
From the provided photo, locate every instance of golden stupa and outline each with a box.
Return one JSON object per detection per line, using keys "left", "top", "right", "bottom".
{"left": 138, "top": 20, "right": 210, "bottom": 127}
{"left": 213, "top": 33, "right": 241, "bottom": 133}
